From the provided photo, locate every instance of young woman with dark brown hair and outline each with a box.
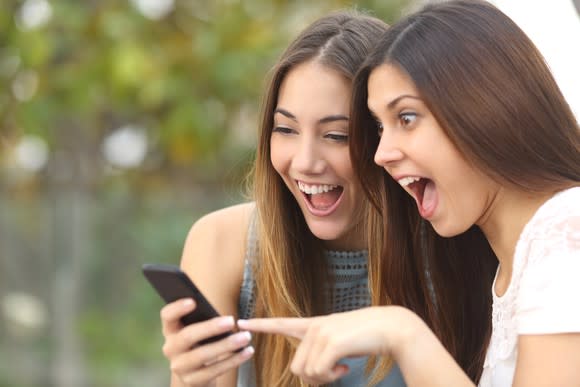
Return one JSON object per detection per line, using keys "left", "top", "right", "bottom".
{"left": 240, "top": 1, "right": 580, "bottom": 386}
{"left": 158, "top": 11, "right": 407, "bottom": 387}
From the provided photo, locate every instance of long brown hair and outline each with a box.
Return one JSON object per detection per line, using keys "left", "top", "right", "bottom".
{"left": 350, "top": 0, "right": 580, "bottom": 383}
{"left": 251, "top": 11, "right": 390, "bottom": 386}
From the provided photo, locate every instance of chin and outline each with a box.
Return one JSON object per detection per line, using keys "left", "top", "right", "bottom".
{"left": 431, "top": 222, "right": 467, "bottom": 238}
{"left": 311, "top": 229, "right": 343, "bottom": 242}
{"left": 306, "top": 221, "right": 345, "bottom": 242}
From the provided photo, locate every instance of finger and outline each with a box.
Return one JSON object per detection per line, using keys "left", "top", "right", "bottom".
{"left": 313, "top": 324, "right": 349, "bottom": 378}
{"left": 163, "top": 316, "right": 235, "bottom": 356}
{"left": 171, "top": 331, "right": 253, "bottom": 374}
{"left": 296, "top": 323, "right": 327, "bottom": 380}
{"left": 290, "top": 328, "right": 314, "bottom": 378}
{"left": 179, "top": 346, "right": 254, "bottom": 386}
{"left": 328, "top": 364, "right": 350, "bottom": 381}
{"left": 161, "top": 298, "right": 196, "bottom": 335}
{"left": 313, "top": 339, "right": 350, "bottom": 383}
{"left": 297, "top": 323, "right": 349, "bottom": 384}
{"left": 237, "top": 318, "right": 310, "bottom": 339}
{"left": 299, "top": 363, "right": 349, "bottom": 385}
{"left": 304, "top": 324, "right": 328, "bottom": 378}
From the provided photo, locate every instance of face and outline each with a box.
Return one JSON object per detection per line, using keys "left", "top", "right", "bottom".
{"left": 270, "top": 60, "right": 365, "bottom": 250}
{"left": 368, "top": 63, "right": 500, "bottom": 237}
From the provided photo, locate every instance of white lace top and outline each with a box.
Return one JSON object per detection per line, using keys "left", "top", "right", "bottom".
{"left": 479, "top": 186, "right": 580, "bottom": 387}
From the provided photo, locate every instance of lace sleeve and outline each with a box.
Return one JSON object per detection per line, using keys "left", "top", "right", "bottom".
{"left": 515, "top": 206, "right": 580, "bottom": 335}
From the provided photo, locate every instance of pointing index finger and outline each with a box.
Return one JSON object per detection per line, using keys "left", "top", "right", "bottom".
{"left": 237, "top": 317, "right": 310, "bottom": 339}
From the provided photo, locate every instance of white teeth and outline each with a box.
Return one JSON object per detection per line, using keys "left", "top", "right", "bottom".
{"left": 398, "top": 176, "right": 421, "bottom": 187}
{"left": 298, "top": 181, "right": 339, "bottom": 195}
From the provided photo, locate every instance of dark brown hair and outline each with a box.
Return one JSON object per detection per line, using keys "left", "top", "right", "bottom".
{"left": 350, "top": 0, "right": 580, "bottom": 382}
{"left": 251, "top": 11, "right": 391, "bottom": 386}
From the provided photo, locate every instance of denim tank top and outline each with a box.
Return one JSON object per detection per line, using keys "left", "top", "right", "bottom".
{"left": 237, "top": 216, "right": 406, "bottom": 387}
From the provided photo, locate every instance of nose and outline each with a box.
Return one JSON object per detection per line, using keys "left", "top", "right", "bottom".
{"left": 293, "top": 137, "right": 325, "bottom": 174}
{"left": 374, "top": 131, "right": 404, "bottom": 167}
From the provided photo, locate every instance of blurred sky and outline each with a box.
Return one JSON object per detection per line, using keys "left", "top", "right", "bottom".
{"left": 490, "top": 0, "right": 580, "bottom": 119}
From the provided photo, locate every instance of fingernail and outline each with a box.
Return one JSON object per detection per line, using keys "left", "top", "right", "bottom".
{"left": 217, "top": 316, "right": 235, "bottom": 328}
{"left": 230, "top": 331, "right": 251, "bottom": 344}
{"left": 237, "top": 319, "right": 248, "bottom": 328}
{"left": 241, "top": 346, "right": 254, "bottom": 357}
{"left": 183, "top": 298, "right": 194, "bottom": 307}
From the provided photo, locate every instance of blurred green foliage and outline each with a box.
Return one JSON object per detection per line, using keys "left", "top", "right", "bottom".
{"left": 0, "top": 0, "right": 410, "bottom": 386}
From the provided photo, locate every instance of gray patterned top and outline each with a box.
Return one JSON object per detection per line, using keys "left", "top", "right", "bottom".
{"left": 237, "top": 216, "right": 406, "bottom": 387}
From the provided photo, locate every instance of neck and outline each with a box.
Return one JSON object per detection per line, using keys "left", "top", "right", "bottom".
{"left": 323, "top": 232, "right": 366, "bottom": 251}
{"left": 478, "top": 187, "right": 555, "bottom": 291}
{"left": 323, "top": 220, "right": 366, "bottom": 251}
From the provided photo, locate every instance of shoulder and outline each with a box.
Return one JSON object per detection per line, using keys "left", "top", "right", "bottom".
{"left": 514, "top": 188, "right": 580, "bottom": 334}
{"left": 523, "top": 187, "right": 580, "bottom": 246}
{"left": 516, "top": 187, "right": 580, "bottom": 266}
{"left": 187, "top": 202, "right": 255, "bottom": 244}
{"left": 535, "top": 186, "right": 580, "bottom": 222}
{"left": 180, "top": 202, "right": 255, "bottom": 315}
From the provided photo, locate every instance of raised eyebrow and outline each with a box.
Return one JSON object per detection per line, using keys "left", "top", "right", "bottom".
{"left": 387, "top": 95, "right": 422, "bottom": 110}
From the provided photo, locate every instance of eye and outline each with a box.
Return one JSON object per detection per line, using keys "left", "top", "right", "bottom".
{"left": 398, "top": 112, "right": 417, "bottom": 128}
{"left": 325, "top": 132, "right": 348, "bottom": 142}
{"left": 272, "top": 126, "right": 294, "bottom": 135}
{"left": 376, "top": 121, "right": 384, "bottom": 137}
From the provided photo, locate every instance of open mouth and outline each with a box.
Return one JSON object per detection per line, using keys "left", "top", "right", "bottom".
{"left": 298, "top": 181, "right": 344, "bottom": 214}
{"left": 398, "top": 176, "right": 437, "bottom": 217}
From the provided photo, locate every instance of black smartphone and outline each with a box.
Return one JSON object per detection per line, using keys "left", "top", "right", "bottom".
{"left": 142, "top": 263, "right": 234, "bottom": 345}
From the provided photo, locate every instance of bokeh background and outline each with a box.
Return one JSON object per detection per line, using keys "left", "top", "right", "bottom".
{"left": 0, "top": 1, "right": 411, "bottom": 386}
{"left": 0, "top": 1, "right": 578, "bottom": 386}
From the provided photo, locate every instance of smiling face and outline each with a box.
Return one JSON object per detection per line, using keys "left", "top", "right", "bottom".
{"left": 368, "top": 63, "right": 501, "bottom": 237}
{"left": 270, "top": 60, "right": 365, "bottom": 250}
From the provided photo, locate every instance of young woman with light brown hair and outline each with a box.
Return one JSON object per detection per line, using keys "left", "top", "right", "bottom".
{"left": 158, "top": 11, "right": 407, "bottom": 387}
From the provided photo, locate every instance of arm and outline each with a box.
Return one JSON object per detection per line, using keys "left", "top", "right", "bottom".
{"left": 393, "top": 308, "right": 474, "bottom": 387}
{"left": 238, "top": 306, "right": 474, "bottom": 387}
{"left": 163, "top": 202, "right": 255, "bottom": 387}
{"left": 511, "top": 204, "right": 580, "bottom": 386}
{"left": 513, "top": 333, "right": 580, "bottom": 385}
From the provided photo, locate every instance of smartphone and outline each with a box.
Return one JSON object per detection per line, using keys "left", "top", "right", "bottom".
{"left": 142, "top": 263, "right": 234, "bottom": 345}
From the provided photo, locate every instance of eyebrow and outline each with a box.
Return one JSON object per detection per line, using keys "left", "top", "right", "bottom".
{"left": 274, "top": 108, "right": 348, "bottom": 124}
{"left": 386, "top": 95, "right": 422, "bottom": 110}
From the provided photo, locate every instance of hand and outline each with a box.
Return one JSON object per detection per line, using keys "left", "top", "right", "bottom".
{"left": 238, "top": 306, "right": 414, "bottom": 385}
{"left": 160, "top": 298, "right": 254, "bottom": 387}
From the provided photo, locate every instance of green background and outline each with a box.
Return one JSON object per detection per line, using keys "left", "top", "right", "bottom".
{"left": 0, "top": 1, "right": 410, "bottom": 386}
